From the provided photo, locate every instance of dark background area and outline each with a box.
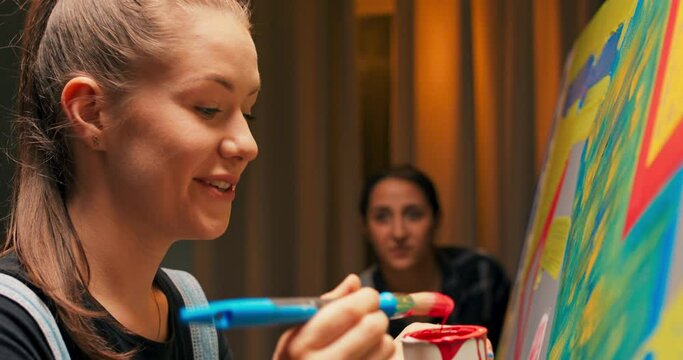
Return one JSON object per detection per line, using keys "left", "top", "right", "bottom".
{"left": 0, "top": 2, "right": 22, "bottom": 232}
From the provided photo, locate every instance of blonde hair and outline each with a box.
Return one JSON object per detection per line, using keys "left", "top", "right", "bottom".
{"left": 4, "top": 1, "right": 250, "bottom": 358}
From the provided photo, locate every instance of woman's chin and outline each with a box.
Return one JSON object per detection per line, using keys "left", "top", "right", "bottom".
{"left": 386, "top": 258, "right": 417, "bottom": 272}
{"left": 186, "top": 220, "right": 231, "bottom": 240}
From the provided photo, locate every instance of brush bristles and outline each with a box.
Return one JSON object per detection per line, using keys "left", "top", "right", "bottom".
{"left": 408, "top": 292, "right": 455, "bottom": 318}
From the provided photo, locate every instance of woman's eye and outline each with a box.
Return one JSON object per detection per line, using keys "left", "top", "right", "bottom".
{"left": 405, "top": 209, "right": 425, "bottom": 221}
{"left": 372, "top": 212, "right": 391, "bottom": 223}
{"left": 243, "top": 113, "right": 256, "bottom": 122}
{"left": 195, "top": 106, "right": 222, "bottom": 119}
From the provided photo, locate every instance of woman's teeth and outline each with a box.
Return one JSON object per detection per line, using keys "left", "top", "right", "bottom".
{"left": 204, "top": 180, "right": 234, "bottom": 192}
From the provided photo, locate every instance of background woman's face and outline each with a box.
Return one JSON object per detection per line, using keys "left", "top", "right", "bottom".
{"left": 100, "top": 8, "right": 259, "bottom": 241}
{"left": 366, "top": 178, "right": 437, "bottom": 271}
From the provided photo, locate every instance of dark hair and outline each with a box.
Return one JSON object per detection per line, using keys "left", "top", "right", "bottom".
{"left": 359, "top": 164, "right": 441, "bottom": 222}
{"left": 3, "top": 1, "right": 250, "bottom": 359}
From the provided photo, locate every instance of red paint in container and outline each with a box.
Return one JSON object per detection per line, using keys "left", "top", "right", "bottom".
{"left": 403, "top": 325, "right": 490, "bottom": 360}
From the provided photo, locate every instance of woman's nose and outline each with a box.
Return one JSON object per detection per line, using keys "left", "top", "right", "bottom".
{"left": 391, "top": 219, "right": 407, "bottom": 240}
{"left": 219, "top": 113, "right": 259, "bottom": 162}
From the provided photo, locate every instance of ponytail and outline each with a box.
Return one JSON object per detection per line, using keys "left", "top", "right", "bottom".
{"left": 5, "top": 1, "right": 129, "bottom": 358}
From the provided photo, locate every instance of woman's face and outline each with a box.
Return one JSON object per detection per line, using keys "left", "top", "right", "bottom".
{"left": 99, "top": 8, "right": 259, "bottom": 241}
{"left": 365, "top": 178, "right": 437, "bottom": 271}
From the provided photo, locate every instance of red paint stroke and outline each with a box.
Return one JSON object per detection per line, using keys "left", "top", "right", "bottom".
{"left": 624, "top": 0, "right": 683, "bottom": 238}
{"left": 514, "top": 161, "right": 570, "bottom": 360}
{"left": 528, "top": 314, "right": 549, "bottom": 360}
{"left": 406, "top": 326, "right": 488, "bottom": 360}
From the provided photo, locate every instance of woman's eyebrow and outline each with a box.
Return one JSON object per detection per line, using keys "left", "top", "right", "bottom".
{"left": 186, "top": 73, "right": 260, "bottom": 95}
{"left": 209, "top": 75, "right": 234, "bottom": 92}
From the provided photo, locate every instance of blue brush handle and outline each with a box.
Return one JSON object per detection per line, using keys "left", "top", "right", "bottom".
{"left": 180, "top": 292, "right": 398, "bottom": 329}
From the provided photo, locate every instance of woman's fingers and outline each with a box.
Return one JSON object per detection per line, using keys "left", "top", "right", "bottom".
{"left": 273, "top": 325, "right": 301, "bottom": 359}
{"left": 285, "top": 287, "right": 382, "bottom": 357}
{"left": 365, "top": 334, "right": 396, "bottom": 360}
{"left": 320, "top": 273, "right": 361, "bottom": 300}
{"left": 391, "top": 322, "right": 442, "bottom": 360}
{"left": 394, "top": 322, "right": 439, "bottom": 339}
{"left": 274, "top": 274, "right": 393, "bottom": 359}
{"left": 486, "top": 338, "right": 494, "bottom": 359}
{"left": 307, "top": 311, "right": 393, "bottom": 360}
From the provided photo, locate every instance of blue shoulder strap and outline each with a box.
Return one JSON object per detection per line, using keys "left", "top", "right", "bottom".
{"left": 0, "top": 273, "right": 70, "bottom": 360}
{"left": 162, "top": 268, "right": 219, "bottom": 360}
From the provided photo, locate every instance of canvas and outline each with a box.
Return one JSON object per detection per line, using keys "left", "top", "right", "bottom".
{"left": 498, "top": 0, "right": 683, "bottom": 359}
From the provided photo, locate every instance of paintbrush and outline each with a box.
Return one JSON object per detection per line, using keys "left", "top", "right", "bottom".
{"left": 179, "top": 291, "right": 454, "bottom": 329}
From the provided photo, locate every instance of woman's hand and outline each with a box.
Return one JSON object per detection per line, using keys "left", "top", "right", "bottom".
{"left": 391, "top": 322, "right": 439, "bottom": 360}
{"left": 273, "top": 274, "right": 395, "bottom": 360}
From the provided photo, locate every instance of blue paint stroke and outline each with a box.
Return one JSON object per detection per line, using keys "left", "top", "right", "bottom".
{"left": 625, "top": 169, "right": 683, "bottom": 336}
{"left": 562, "top": 25, "right": 624, "bottom": 117}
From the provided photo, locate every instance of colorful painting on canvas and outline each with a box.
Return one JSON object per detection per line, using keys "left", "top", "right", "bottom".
{"left": 498, "top": 0, "right": 683, "bottom": 359}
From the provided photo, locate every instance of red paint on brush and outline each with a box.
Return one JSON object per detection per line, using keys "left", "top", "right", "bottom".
{"left": 407, "top": 326, "right": 488, "bottom": 360}
{"left": 427, "top": 293, "right": 455, "bottom": 323}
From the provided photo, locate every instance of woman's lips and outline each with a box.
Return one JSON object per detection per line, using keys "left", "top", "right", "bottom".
{"left": 389, "top": 247, "right": 411, "bottom": 257}
{"left": 195, "top": 178, "right": 236, "bottom": 200}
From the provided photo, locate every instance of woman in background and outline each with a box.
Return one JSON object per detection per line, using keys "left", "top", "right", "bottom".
{"left": 0, "top": 1, "right": 395, "bottom": 359}
{"left": 359, "top": 164, "right": 511, "bottom": 348}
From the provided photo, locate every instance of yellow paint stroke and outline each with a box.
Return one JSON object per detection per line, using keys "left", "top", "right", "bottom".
{"left": 568, "top": 0, "right": 637, "bottom": 82}
{"left": 578, "top": 279, "right": 604, "bottom": 345}
{"left": 522, "top": 99, "right": 600, "bottom": 279}
{"left": 647, "top": 3, "right": 683, "bottom": 165}
{"left": 540, "top": 217, "right": 571, "bottom": 280}
{"left": 583, "top": 77, "right": 611, "bottom": 109}
{"left": 534, "top": 271, "right": 542, "bottom": 291}
{"left": 549, "top": 335, "right": 564, "bottom": 360}
{"left": 636, "top": 287, "right": 683, "bottom": 358}
{"left": 604, "top": 153, "right": 619, "bottom": 190}
{"left": 585, "top": 208, "right": 607, "bottom": 276}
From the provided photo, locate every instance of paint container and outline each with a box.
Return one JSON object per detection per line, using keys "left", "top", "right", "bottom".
{"left": 401, "top": 325, "right": 494, "bottom": 360}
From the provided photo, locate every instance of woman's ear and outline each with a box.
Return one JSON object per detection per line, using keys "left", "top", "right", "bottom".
{"left": 61, "top": 76, "right": 106, "bottom": 150}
